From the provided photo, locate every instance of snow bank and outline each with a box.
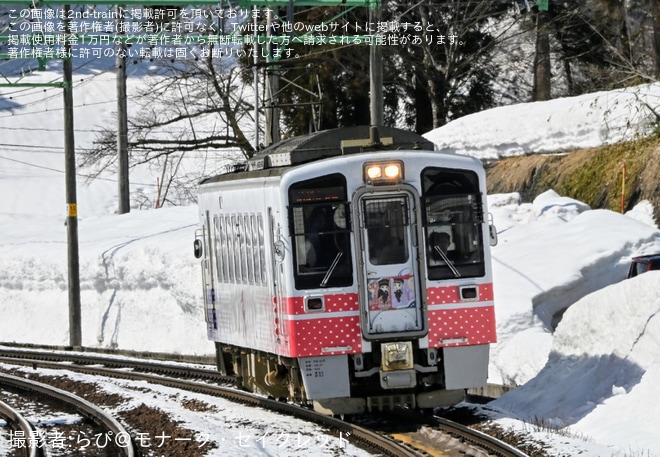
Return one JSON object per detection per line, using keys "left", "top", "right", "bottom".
{"left": 425, "top": 83, "right": 660, "bottom": 160}
{"left": 491, "top": 271, "right": 660, "bottom": 453}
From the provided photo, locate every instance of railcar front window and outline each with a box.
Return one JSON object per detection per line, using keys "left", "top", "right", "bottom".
{"left": 289, "top": 174, "right": 353, "bottom": 289}
{"left": 364, "top": 197, "right": 409, "bottom": 266}
{"left": 422, "top": 167, "right": 485, "bottom": 280}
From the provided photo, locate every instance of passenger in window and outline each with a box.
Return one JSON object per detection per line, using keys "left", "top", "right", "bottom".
{"left": 304, "top": 206, "right": 334, "bottom": 268}
{"left": 369, "top": 228, "right": 406, "bottom": 265}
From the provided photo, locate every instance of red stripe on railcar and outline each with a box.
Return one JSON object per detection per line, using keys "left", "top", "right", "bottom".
{"left": 282, "top": 293, "right": 359, "bottom": 315}
{"left": 426, "top": 283, "right": 494, "bottom": 304}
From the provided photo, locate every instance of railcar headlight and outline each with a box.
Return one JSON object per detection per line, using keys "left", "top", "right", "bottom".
{"left": 366, "top": 165, "right": 382, "bottom": 180}
{"left": 363, "top": 161, "right": 404, "bottom": 185}
{"left": 384, "top": 164, "right": 401, "bottom": 178}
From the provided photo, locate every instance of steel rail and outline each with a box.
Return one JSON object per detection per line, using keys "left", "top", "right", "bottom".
{"left": 376, "top": 407, "right": 531, "bottom": 457}
{"left": 0, "top": 343, "right": 215, "bottom": 365}
{"left": 434, "top": 415, "right": 530, "bottom": 457}
{"left": 0, "top": 353, "right": 418, "bottom": 456}
{"left": 0, "top": 349, "right": 528, "bottom": 456}
{"left": 0, "top": 348, "right": 221, "bottom": 381}
{"left": 0, "top": 398, "right": 46, "bottom": 457}
{"left": 0, "top": 372, "right": 136, "bottom": 457}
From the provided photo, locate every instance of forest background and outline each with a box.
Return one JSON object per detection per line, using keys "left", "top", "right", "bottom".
{"left": 2, "top": 0, "right": 660, "bottom": 208}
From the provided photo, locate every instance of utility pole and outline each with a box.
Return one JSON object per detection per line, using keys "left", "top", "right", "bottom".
{"left": 117, "top": 5, "right": 130, "bottom": 214}
{"left": 369, "top": 0, "right": 383, "bottom": 127}
{"left": 264, "top": 7, "right": 281, "bottom": 146}
{"left": 533, "top": 0, "right": 551, "bottom": 101}
{"left": 253, "top": 6, "right": 260, "bottom": 149}
{"left": 653, "top": 0, "right": 660, "bottom": 78}
{"left": 63, "top": 4, "right": 82, "bottom": 349}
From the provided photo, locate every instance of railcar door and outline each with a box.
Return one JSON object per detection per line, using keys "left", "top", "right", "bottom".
{"left": 354, "top": 189, "right": 426, "bottom": 339}
{"left": 200, "top": 211, "right": 217, "bottom": 335}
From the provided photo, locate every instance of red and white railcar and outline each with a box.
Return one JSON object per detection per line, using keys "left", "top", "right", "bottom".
{"left": 194, "top": 126, "right": 497, "bottom": 415}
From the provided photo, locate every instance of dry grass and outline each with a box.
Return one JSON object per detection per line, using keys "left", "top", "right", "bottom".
{"left": 486, "top": 136, "right": 660, "bottom": 223}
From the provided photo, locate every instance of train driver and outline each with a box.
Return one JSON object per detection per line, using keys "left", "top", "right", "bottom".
{"left": 304, "top": 206, "right": 334, "bottom": 268}
{"left": 429, "top": 231, "right": 456, "bottom": 264}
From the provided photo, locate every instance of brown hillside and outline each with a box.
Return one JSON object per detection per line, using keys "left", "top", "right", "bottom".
{"left": 485, "top": 136, "right": 660, "bottom": 223}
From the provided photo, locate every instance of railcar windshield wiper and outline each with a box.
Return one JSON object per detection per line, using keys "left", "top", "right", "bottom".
{"left": 434, "top": 246, "right": 461, "bottom": 278}
{"left": 320, "top": 251, "right": 343, "bottom": 287}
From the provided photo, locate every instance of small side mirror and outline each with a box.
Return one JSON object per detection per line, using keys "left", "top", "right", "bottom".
{"left": 488, "top": 213, "right": 498, "bottom": 247}
{"left": 193, "top": 239, "right": 203, "bottom": 259}
{"left": 489, "top": 224, "right": 498, "bottom": 247}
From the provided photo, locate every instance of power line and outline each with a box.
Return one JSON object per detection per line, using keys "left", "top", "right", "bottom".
{"left": 0, "top": 142, "right": 67, "bottom": 152}
{"left": 0, "top": 152, "right": 66, "bottom": 172}
{"left": 0, "top": 153, "right": 159, "bottom": 186}
{"left": 0, "top": 126, "right": 99, "bottom": 134}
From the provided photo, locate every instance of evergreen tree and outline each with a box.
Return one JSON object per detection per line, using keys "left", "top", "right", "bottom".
{"left": 388, "top": 1, "right": 511, "bottom": 130}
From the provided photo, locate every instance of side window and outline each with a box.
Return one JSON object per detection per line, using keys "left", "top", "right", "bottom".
{"left": 213, "top": 215, "right": 224, "bottom": 282}
{"left": 289, "top": 174, "right": 353, "bottom": 290}
{"left": 224, "top": 215, "right": 234, "bottom": 282}
{"left": 244, "top": 214, "right": 254, "bottom": 284}
{"left": 257, "top": 214, "right": 266, "bottom": 284}
{"left": 212, "top": 213, "right": 266, "bottom": 286}
{"left": 422, "top": 167, "right": 485, "bottom": 280}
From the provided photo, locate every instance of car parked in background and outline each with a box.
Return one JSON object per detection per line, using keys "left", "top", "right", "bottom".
{"left": 627, "top": 254, "right": 660, "bottom": 278}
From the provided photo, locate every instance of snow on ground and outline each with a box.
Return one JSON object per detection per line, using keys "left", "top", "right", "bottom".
{"left": 424, "top": 83, "right": 660, "bottom": 160}
{"left": 2, "top": 65, "right": 660, "bottom": 455}
{"left": 1, "top": 363, "right": 372, "bottom": 457}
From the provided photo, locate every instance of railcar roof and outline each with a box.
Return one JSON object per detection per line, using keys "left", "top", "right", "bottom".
{"left": 200, "top": 126, "right": 435, "bottom": 184}
{"left": 632, "top": 254, "right": 660, "bottom": 261}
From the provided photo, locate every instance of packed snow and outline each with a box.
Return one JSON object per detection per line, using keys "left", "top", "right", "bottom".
{"left": 424, "top": 83, "right": 660, "bottom": 161}
{"left": 2, "top": 63, "right": 660, "bottom": 456}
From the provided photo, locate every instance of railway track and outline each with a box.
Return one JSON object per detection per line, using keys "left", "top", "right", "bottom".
{"left": 0, "top": 394, "right": 46, "bottom": 457}
{"left": 0, "top": 346, "right": 529, "bottom": 457}
{"left": 0, "top": 373, "right": 134, "bottom": 457}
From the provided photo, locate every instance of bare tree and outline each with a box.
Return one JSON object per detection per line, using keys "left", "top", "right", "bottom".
{"left": 392, "top": 0, "right": 515, "bottom": 130}
{"left": 79, "top": 9, "right": 257, "bottom": 207}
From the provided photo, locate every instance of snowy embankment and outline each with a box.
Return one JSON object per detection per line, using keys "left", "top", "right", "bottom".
{"left": 425, "top": 83, "right": 660, "bottom": 160}
{"left": 0, "top": 206, "right": 211, "bottom": 355}
{"left": 491, "top": 270, "right": 660, "bottom": 453}
{"left": 487, "top": 190, "right": 660, "bottom": 386}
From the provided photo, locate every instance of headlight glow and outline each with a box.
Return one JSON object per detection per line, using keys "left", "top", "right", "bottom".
{"left": 366, "top": 165, "right": 382, "bottom": 180}
{"left": 384, "top": 164, "right": 401, "bottom": 178}
{"left": 363, "top": 161, "right": 404, "bottom": 184}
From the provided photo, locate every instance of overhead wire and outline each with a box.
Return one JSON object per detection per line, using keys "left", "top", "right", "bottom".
{"left": 0, "top": 152, "right": 161, "bottom": 186}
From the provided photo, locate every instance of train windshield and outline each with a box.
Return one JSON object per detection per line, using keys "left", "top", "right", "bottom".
{"left": 364, "top": 197, "right": 409, "bottom": 265}
{"left": 422, "top": 167, "right": 485, "bottom": 280}
{"left": 289, "top": 174, "right": 353, "bottom": 289}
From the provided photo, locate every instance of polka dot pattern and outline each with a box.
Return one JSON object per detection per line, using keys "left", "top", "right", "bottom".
{"left": 275, "top": 284, "right": 496, "bottom": 357}
{"left": 276, "top": 293, "right": 362, "bottom": 358}
{"left": 427, "top": 306, "right": 496, "bottom": 347}
{"left": 284, "top": 293, "right": 359, "bottom": 315}
{"left": 425, "top": 283, "right": 496, "bottom": 347}
{"left": 288, "top": 315, "right": 363, "bottom": 358}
